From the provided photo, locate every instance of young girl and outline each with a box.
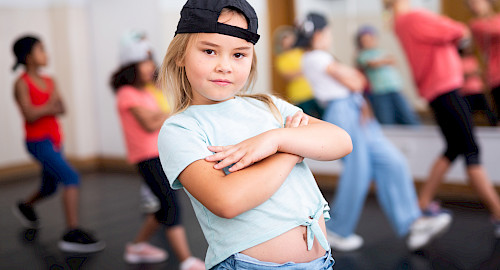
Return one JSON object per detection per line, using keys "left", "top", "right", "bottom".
{"left": 458, "top": 43, "right": 498, "bottom": 126}
{"left": 157, "top": 1, "right": 352, "bottom": 269}
{"left": 386, "top": 0, "right": 500, "bottom": 237}
{"left": 11, "top": 35, "right": 105, "bottom": 253}
{"left": 356, "top": 25, "right": 420, "bottom": 125}
{"left": 466, "top": 0, "right": 500, "bottom": 121}
{"left": 298, "top": 12, "right": 451, "bottom": 252}
{"left": 111, "top": 32, "right": 204, "bottom": 269}
{"left": 274, "top": 26, "right": 323, "bottom": 119}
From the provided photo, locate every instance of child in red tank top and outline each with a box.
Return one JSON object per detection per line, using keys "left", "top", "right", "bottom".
{"left": 11, "top": 35, "right": 104, "bottom": 253}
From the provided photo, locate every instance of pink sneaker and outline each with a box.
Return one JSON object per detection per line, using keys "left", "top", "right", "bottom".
{"left": 124, "top": 242, "right": 168, "bottom": 264}
{"left": 180, "top": 257, "right": 205, "bottom": 270}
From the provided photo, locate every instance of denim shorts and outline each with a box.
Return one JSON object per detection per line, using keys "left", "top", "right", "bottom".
{"left": 212, "top": 249, "right": 334, "bottom": 270}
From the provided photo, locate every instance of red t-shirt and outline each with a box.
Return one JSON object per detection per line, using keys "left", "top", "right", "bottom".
{"left": 460, "top": 56, "right": 484, "bottom": 96}
{"left": 470, "top": 14, "right": 500, "bottom": 88}
{"left": 394, "top": 10, "right": 465, "bottom": 102}
{"left": 116, "top": 85, "right": 161, "bottom": 164}
{"left": 21, "top": 73, "right": 62, "bottom": 148}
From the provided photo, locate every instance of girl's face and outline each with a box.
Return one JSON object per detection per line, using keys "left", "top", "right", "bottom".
{"left": 467, "top": 0, "right": 492, "bottom": 17}
{"left": 27, "top": 42, "right": 48, "bottom": 67}
{"left": 182, "top": 12, "right": 253, "bottom": 105}
{"left": 360, "top": 33, "right": 377, "bottom": 50}
{"left": 137, "top": 59, "right": 156, "bottom": 84}
{"left": 312, "top": 27, "right": 332, "bottom": 51}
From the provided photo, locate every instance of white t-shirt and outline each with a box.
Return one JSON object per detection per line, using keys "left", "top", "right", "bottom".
{"left": 302, "top": 50, "right": 351, "bottom": 103}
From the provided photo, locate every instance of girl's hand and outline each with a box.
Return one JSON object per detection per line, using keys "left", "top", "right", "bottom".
{"left": 285, "top": 111, "right": 309, "bottom": 128}
{"left": 285, "top": 111, "right": 309, "bottom": 163}
{"left": 206, "top": 131, "right": 279, "bottom": 173}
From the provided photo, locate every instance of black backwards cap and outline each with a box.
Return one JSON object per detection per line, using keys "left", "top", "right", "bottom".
{"left": 175, "top": 0, "right": 260, "bottom": 45}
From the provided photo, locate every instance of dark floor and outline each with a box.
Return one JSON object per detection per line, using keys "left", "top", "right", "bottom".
{"left": 0, "top": 173, "right": 499, "bottom": 270}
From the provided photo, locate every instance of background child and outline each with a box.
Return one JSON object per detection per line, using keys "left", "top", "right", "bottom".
{"left": 386, "top": 0, "right": 500, "bottom": 238}
{"left": 356, "top": 25, "right": 420, "bottom": 125}
{"left": 157, "top": 1, "right": 353, "bottom": 269}
{"left": 11, "top": 35, "right": 105, "bottom": 253}
{"left": 298, "top": 12, "right": 451, "bottom": 252}
{"left": 458, "top": 43, "right": 498, "bottom": 126}
{"left": 274, "top": 26, "right": 323, "bottom": 119}
{"left": 111, "top": 31, "right": 204, "bottom": 269}
{"left": 466, "top": 0, "right": 500, "bottom": 121}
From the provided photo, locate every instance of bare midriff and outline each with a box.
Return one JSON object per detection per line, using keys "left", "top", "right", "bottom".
{"left": 240, "top": 214, "right": 327, "bottom": 264}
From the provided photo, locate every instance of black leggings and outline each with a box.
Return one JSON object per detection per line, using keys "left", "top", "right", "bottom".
{"left": 137, "top": 157, "right": 181, "bottom": 227}
{"left": 430, "top": 90, "right": 480, "bottom": 166}
{"left": 463, "top": 93, "right": 498, "bottom": 126}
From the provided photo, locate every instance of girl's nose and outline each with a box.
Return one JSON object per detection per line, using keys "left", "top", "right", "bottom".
{"left": 215, "top": 58, "right": 232, "bottom": 74}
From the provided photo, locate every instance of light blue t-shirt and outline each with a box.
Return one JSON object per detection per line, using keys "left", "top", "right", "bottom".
{"left": 357, "top": 48, "right": 403, "bottom": 95}
{"left": 158, "top": 96, "right": 330, "bottom": 269}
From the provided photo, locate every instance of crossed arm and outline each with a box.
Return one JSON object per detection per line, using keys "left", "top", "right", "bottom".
{"left": 178, "top": 113, "right": 352, "bottom": 219}
{"left": 13, "top": 79, "right": 65, "bottom": 123}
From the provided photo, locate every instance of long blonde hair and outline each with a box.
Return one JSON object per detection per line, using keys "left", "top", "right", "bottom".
{"left": 158, "top": 8, "right": 283, "bottom": 125}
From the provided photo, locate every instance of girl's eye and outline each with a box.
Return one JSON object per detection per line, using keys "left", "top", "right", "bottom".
{"left": 204, "top": 49, "right": 215, "bottom": 55}
{"left": 234, "top": 53, "right": 245, "bottom": 59}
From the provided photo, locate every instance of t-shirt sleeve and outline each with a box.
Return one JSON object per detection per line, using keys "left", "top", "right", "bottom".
{"left": 410, "top": 11, "right": 466, "bottom": 44}
{"left": 157, "top": 116, "right": 212, "bottom": 189}
{"left": 117, "top": 86, "right": 142, "bottom": 110}
{"left": 271, "top": 95, "right": 303, "bottom": 120}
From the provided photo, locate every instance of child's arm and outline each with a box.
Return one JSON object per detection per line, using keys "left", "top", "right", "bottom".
{"left": 51, "top": 81, "right": 66, "bottom": 116}
{"left": 326, "top": 61, "right": 367, "bottom": 92}
{"left": 130, "top": 106, "right": 169, "bottom": 133}
{"left": 364, "top": 55, "right": 396, "bottom": 68}
{"left": 206, "top": 112, "right": 352, "bottom": 173}
{"left": 179, "top": 152, "right": 302, "bottom": 219}
{"left": 13, "top": 79, "right": 62, "bottom": 123}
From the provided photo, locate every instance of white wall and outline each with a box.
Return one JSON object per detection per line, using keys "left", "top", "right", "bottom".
{"left": 0, "top": 0, "right": 271, "bottom": 167}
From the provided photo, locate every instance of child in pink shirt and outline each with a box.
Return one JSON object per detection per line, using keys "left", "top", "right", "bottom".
{"left": 466, "top": 0, "right": 500, "bottom": 119}
{"left": 386, "top": 0, "right": 500, "bottom": 238}
{"left": 459, "top": 44, "right": 497, "bottom": 126}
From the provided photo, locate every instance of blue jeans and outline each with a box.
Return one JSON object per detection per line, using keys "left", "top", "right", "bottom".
{"left": 323, "top": 95, "right": 421, "bottom": 237}
{"left": 26, "top": 139, "right": 79, "bottom": 197}
{"left": 212, "top": 250, "right": 334, "bottom": 270}
{"left": 369, "top": 91, "right": 420, "bottom": 125}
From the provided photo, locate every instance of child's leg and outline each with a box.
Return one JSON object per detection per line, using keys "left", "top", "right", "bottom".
{"left": 133, "top": 214, "right": 161, "bottom": 243}
{"left": 421, "top": 91, "right": 475, "bottom": 209}
{"left": 371, "top": 93, "right": 397, "bottom": 125}
{"left": 418, "top": 156, "right": 451, "bottom": 209}
{"left": 137, "top": 158, "right": 192, "bottom": 261}
{"left": 392, "top": 92, "right": 420, "bottom": 125}
{"left": 323, "top": 98, "right": 372, "bottom": 237}
{"left": 367, "top": 121, "right": 421, "bottom": 236}
{"left": 466, "top": 165, "right": 500, "bottom": 219}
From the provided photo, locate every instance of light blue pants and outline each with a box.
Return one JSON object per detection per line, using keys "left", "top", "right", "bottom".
{"left": 212, "top": 250, "right": 334, "bottom": 270}
{"left": 323, "top": 95, "right": 421, "bottom": 237}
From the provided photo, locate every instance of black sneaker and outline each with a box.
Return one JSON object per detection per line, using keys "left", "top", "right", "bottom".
{"left": 58, "top": 229, "right": 105, "bottom": 253}
{"left": 12, "top": 201, "right": 39, "bottom": 228}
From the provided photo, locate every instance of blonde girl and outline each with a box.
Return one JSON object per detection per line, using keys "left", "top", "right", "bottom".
{"left": 157, "top": 0, "right": 352, "bottom": 269}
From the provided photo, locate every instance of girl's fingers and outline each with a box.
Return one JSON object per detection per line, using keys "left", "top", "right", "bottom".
{"left": 300, "top": 115, "right": 309, "bottom": 126}
{"left": 228, "top": 157, "right": 253, "bottom": 172}
{"left": 285, "top": 116, "right": 292, "bottom": 128}
{"left": 213, "top": 151, "right": 245, "bottom": 169}
{"left": 206, "top": 145, "right": 235, "bottom": 161}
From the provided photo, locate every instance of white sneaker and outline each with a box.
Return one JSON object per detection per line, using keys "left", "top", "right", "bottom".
{"left": 180, "top": 257, "right": 206, "bottom": 270}
{"left": 124, "top": 242, "right": 168, "bottom": 264}
{"left": 407, "top": 213, "right": 452, "bottom": 251}
{"left": 326, "top": 230, "right": 363, "bottom": 252}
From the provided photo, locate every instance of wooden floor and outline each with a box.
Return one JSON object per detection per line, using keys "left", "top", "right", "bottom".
{"left": 0, "top": 172, "right": 499, "bottom": 270}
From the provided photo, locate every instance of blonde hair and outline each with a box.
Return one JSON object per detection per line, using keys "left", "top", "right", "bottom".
{"left": 158, "top": 8, "right": 283, "bottom": 125}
